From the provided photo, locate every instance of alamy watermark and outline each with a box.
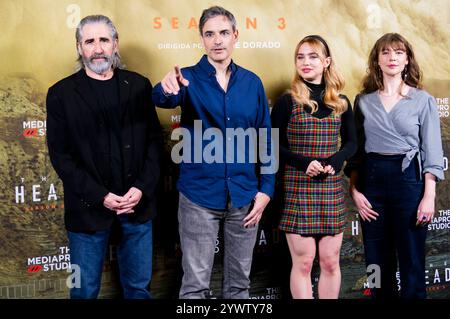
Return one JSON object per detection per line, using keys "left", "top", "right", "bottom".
{"left": 170, "top": 120, "right": 279, "bottom": 174}
{"left": 367, "top": 264, "right": 381, "bottom": 288}
{"left": 66, "top": 264, "right": 81, "bottom": 289}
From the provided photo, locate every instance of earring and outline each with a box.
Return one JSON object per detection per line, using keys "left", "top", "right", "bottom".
{"left": 402, "top": 66, "right": 408, "bottom": 80}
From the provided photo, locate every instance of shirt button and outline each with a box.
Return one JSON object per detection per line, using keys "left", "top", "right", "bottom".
{"left": 227, "top": 137, "right": 231, "bottom": 141}
{"left": 124, "top": 144, "right": 131, "bottom": 149}
{"left": 227, "top": 117, "right": 230, "bottom": 121}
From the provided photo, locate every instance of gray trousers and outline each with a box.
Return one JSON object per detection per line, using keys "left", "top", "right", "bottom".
{"left": 178, "top": 193, "right": 258, "bottom": 299}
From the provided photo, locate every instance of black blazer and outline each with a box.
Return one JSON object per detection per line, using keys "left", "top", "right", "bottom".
{"left": 46, "top": 69, "right": 162, "bottom": 232}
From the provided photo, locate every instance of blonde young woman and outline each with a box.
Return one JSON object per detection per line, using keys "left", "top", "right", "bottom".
{"left": 271, "top": 35, "right": 356, "bottom": 299}
{"left": 345, "top": 33, "right": 444, "bottom": 299}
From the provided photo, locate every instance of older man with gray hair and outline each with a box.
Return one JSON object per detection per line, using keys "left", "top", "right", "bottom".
{"left": 46, "top": 15, "right": 162, "bottom": 299}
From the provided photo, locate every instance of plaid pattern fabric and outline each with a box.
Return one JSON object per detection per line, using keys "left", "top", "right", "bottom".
{"left": 279, "top": 102, "right": 346, "bottom": 235}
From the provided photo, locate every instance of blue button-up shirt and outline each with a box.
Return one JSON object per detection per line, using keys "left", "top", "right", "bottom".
{"left": 153, "top": 55, "right": 275, "bottom": 209}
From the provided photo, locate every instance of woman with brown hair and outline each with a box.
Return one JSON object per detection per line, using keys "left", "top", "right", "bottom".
{"left": 345, "top": 33, "right": 444, "bottom": 299}
{"left": 271, "top": 35, "right": 356, "bottom": 299}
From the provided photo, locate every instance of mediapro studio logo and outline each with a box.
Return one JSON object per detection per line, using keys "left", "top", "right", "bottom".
{"left": 26, "top": 247, "right": 71, "bottom": 273}
{"left": 22, "top": 120, "right": 46, "bottom": 138}
{"left": 27, "top": 265, "right": 43, "bottom": 273}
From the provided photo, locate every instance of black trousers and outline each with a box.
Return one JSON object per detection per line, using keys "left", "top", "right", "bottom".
{"left": 361, "top": 153, "right": 427, "bottom": 299}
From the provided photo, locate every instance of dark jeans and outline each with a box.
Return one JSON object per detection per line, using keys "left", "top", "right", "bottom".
{"left": 361, "top": 153, "right": 426, "bottom": 299}
{"left": 68, "top": 215, "right": 153, "bottom": 299}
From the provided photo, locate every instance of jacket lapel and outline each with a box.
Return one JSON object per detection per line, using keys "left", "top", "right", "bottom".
{"left": 116, "top": 69, "right": 131, "bottom": 119}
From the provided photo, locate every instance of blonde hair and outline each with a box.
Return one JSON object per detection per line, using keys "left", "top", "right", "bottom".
{"left": 289, "top": 35, "right": 347, "bottom": 115}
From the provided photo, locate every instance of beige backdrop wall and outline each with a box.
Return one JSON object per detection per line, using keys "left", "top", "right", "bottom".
{"left": 0, "top": 0, "right": 448, "bottom": 299}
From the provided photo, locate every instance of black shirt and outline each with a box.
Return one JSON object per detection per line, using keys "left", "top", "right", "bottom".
{"left": 271, "top": 81, "right": 357, "bottom": 172}
{"left": 87, "top": 74, "right": 124, "bottom": 193}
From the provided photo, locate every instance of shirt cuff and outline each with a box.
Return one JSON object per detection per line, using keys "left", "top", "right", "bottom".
{"left": 423, "top": 167, "right": 445, "bottom": 182}
{"left": 259, "top": 182, "right": 275, "bottom": 198}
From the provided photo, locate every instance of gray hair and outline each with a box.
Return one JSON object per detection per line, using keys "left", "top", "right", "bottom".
{"left": 199, "top": 6, "right": 237, "bottom": 36}
{"left": 75, "top": 15, "right": 124, "bottom": 71}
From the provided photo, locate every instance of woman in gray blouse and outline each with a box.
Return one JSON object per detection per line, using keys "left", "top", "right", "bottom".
{"left": 345, "top": 33, "right": 444, "bottom": 299}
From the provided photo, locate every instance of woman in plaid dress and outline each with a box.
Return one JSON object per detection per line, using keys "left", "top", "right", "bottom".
{"left": 271, "top": 35, "right": 357, "bottom": 298}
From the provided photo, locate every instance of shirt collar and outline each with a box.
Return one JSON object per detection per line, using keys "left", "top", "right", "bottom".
{"left": 197, "top": 54, "right": 237, "bottom": 77}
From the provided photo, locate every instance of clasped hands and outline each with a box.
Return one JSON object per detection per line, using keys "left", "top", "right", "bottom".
{"left": 103, "top": 187, "right": 143, "bottom": 215}
{"left": 306, "top": 160, "right": 335, "bottom": 177}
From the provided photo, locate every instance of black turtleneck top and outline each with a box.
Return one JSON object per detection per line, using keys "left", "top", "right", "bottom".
{"left": 270, "top": 81, "right": 357, "bottom": 173}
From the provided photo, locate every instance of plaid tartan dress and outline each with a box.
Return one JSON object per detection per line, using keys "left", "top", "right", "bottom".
{"left": 279, "top": 102, "right": 346, "bottom": 235}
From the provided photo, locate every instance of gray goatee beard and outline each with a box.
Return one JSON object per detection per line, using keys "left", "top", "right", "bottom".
{"left": 83, "top": 54, "right": 113, "bottom": 75}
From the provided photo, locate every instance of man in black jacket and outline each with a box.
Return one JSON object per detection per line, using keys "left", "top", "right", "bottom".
{"left": 46, "top": 15, "right": 162, "bottom": 299}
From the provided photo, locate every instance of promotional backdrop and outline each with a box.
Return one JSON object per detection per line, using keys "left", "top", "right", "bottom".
{"left": 0, "top": 0, "right": 448, "bottom": 299}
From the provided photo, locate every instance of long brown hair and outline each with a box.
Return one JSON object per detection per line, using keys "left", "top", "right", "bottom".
{"left": 290, "top": 35, "right": 347, "bottom": 115}
{"left": 362, "top": 33, "right": 422, "bottom": 94}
